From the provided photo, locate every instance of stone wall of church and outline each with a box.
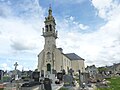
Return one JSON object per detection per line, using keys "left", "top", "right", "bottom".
{"left": 38, "top": 50, "right": 44, "bottom": 71}
{"left": 62, "top": 55, "right": 72, "bottom": 73}
{"left": 71, "top": 60, "right": 85, "bottom": 73}
{"left": 54, "top": 48, "right": 63, "bottom": 72}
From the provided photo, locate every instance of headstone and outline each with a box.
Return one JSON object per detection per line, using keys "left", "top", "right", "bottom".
{"left": 44, "top": 78, "right": 52, "bottom": 90}
{"left": 14, "top": 62, "right": 18, "bottom": 80}
{"left": 14, "top": 62, "right": 18, "bottom": 70}
{"left": 0, "top": 70, "right": 2, "bottom": 80}
{"left": 32, "top": 71, "right": 40, "bottom": 82}
{"left": 68, "top": 68, "right": 74, "bottom": 76}
{"left": 62, "top": 69, "right": 66, "bottom": 75}
{"left": 63, "top": 75, "right": 73, "bottom": 86}
{"left": 57, "top": 72, "right": 63, "bottom": 81}
{"left": 0, "top": 70, "right": 3, "bottom": 81}
{"left": 41, "top": 70, "right": 44, "bottom": 77}
{"left": 53, "top": 70, "right": 57, "bottom": 77}
{"left": 52, "top": 69, "right": 56, "bottom": 74}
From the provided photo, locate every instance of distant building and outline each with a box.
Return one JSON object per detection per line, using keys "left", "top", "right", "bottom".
{"left": 110, "top": 63, "right": 120, "bottom": 75}
{"left": 85, "top": 65, "right": 98, "bottom": 78}
{"left": 113, "top": 63, "right": 120, "bottom": 74}
{"left": 105, "top": 63, "right": 120, "bottom": 75}
{"left": 37, "top": 7, "right": 85, "bottom": 76}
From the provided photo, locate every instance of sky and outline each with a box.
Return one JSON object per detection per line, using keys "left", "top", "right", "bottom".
{"left": 0, "top": 0, "right": 120, "bottom": 71}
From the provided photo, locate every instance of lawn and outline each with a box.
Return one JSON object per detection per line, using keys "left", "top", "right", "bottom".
{"left": 97, "top": 76, "right": 120, "bottom": 90}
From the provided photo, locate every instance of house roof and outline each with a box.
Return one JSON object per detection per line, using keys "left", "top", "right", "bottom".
{"left": 64, "top": 53, "right": 84, "bottom": 61}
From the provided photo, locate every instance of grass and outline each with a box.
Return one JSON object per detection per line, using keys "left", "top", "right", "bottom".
{"left": 97, "top": 76, "right": 120, "bottom": 90}
{"left": 59, "top": 87, "right": 69, "bottom": 90}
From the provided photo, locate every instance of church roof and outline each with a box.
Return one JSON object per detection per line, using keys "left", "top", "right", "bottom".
{"left": 65, "top": 53, "right": 84, "bottom": 61}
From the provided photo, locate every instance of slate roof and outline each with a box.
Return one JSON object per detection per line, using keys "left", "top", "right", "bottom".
{"left": 64, "top": 53, "right": 84, "bottom": 61}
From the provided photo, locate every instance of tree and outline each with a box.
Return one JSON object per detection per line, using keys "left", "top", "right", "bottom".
{"left": 98, "top": 67, "right": 107, "bottom": 74}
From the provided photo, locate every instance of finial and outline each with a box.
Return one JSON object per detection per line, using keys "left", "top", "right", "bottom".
{"left": 48, "top": 4, "right": 52, "bottom": 16}
{"left": 49, "top": 4, "right": 51, "bottom": 9}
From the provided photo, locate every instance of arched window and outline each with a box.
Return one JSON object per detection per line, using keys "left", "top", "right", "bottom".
{"left": 47, "top": 63, "right": 51, "bottom": 72}
{"left": 49, "top": 24, "right": 52, "bottom": 31}
{"left": 47, "top": 52, "right": 51, "bottom": 60}
{"left": 45, "top": 25, "right": 48, "bottom": 32}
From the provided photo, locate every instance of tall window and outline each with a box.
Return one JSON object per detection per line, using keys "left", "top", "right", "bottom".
{"left": 47, "top": 52, "right": 51, "bottom": 60}
{"left": 47, "top": 63, "right": 51, "bottom": 72}
{"left": 45, "top": 25, "right": 48, "bottom": 32}
{"left": 49, "top": 24, "right": 52, "bottom": 31}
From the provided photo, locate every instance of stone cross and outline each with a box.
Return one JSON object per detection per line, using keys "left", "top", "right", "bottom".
{"left": 14, "top": 62, "right": 18, "bottom": 70}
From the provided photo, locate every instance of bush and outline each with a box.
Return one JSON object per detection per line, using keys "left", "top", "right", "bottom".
{"left": 2, "top": 76, "right": 10, "bottom": 82}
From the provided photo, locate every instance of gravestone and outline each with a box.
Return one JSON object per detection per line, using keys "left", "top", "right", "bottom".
{"left": 62, "top": 69, "right": 66, "bottom": 75}
{"left": 14, "top": 62, "right": 18, "bottom": 80}
{"left": 52, "top": 69, "right": 55, "bottom": 74}
{"left": 68, "top": 68, "right": 74, "bottom": 76}
{"left": 63, "top": 75, "right": 73, "bottom": 86}
{"left": 32, "top": 71, "right": 40, "bottom": 82}
{"left": 54, "top": 70, "right": 57, "bottom": 77}
{"left": 0, "top": 70, "right": 3, "bottom": 80}
{"left": 0, "top": 70, "right": 3, "bottom": 82}
{"left": 44, "top": 78, "right": 52, "bottom": 90}
{"left": 41, "top": 70, "right": 44, "bottom": 77}
{"left": 57, "top": 72, "right": 63, "bottom": 81}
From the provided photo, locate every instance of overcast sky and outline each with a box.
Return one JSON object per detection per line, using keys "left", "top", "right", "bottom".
{"left": 0, "top": 0, "right": 120, "bottom": 71}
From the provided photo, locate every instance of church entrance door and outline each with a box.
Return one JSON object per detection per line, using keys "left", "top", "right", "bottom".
{"left": 47, "top": 63, "right": 51, "bottom": 72}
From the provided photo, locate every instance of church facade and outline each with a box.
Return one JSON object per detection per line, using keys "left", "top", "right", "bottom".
{"left": 37, "top": 7, "right": 85, "bottom": 76}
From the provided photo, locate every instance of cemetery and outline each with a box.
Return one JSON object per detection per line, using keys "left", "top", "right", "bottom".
{"left": 0, "top": 2, "right": 120, "bottom": 90}
{"left": 0, "top": 61, "right": 120, "bottom": 90}
{"left": 0, "top": 61, "right": 89, "bottom": 90}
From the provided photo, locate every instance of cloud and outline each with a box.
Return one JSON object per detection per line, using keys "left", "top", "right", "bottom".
{"left": 0, "top": 3, "right": 13, "bottom": 17}
{"left": 10, "top": 39, "right": 36, "bottom": 51}
{"left": 56, "top": 16, "right": 89, "bottom": 33}
{"left": 91, "top": 0, "right": 120, "bottom": 20}
{"left": 79, "top": 24, "right": 89, "bottom": 30}
{"left": 56, "top": 0, "right": 120, "bottom": 67}
{"left": 1, "top": 63, "right": 11, "bottom": 70}
{"left": 0, "top": 0, "right": 45, "bottom": 19}
{"left": 0, "top": 0, "right": 45, "bottom": 70}
{"left": 0, "top": 0, "right": 120, "bottom": 70}
{"left": 48, "top": 0, "right": 86, "bottom": 4}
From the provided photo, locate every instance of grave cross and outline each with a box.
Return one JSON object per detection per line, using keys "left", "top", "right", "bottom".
{"left": 14, "top": 62, "right": 18, "bottom": 70}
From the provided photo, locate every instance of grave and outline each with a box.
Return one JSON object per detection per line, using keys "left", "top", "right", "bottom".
{"left": 63, "top": 74, "right": 74, "bottom": 86}
{"left": 0, "top": 70, "right": 4, "bottom": 82}
{"left": 44, "top": 78, "right": 52, "bottom": 90}
{"left": 62, "top": 69, "right": 66, "bottom": 75}
{"left": 68, "top": 68, "right": 74, "bottom": 76}
{"left": 32, "top": 71, "right": 40, "bottom": 82}
{"left": 41, "top": 70, "right": 44, "bottom": 77}
{"left": 57, "top": 72, "right": 63, "bottom": 81}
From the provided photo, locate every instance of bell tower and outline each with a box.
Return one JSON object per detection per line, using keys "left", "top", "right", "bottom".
{"left": 42, "top": 6, "right": 57, "bottom": 49}
{"left": 42, "top": 6, "right": 57, "bottom": 74}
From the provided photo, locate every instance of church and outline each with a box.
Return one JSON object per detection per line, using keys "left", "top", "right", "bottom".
{"left": 37, "top": 7, "right": 85, "bottom": 76}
